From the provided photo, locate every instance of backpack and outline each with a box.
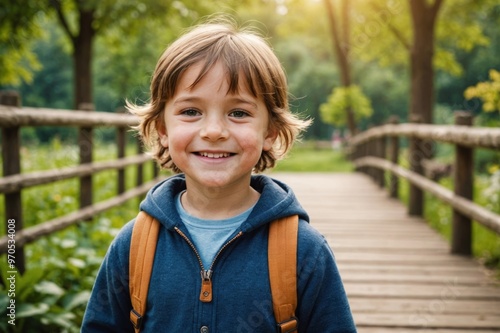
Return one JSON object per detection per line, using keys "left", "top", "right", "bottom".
{"left": 129, "top": 211, "right": 299, "bottom": 333}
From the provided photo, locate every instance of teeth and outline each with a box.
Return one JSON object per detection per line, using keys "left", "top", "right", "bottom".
{"left": 200, "top": 152, "right": 230, "bottom": 158}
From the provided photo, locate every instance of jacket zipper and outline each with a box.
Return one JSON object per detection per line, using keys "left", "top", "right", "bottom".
{"left": 174, "top": 227, "right": 243, "bottom": 303}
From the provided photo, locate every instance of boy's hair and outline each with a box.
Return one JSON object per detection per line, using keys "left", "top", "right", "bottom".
{"left": 128, "top": 19, "right": 310, "bottom": 173}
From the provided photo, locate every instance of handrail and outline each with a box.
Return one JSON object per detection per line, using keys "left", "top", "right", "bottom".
{"left": 355, "top": 157, "right": 500, "bottom": 234}
{"left": 349, "top": 123, "right": 500, "bottom": 149}
{"left": 0, "top": 105, "right": 138, "bottom": 127}
{"left": 348, "top": 111, "right": 499, "bottom": 256}
{"left": 0, "top": 93, "right": 159, "bottom": 272}
{"left": 0, "top": 177, "right": 162, "bottom": 251}
{"left": 0, "top": 154, "right": 150, "bottom": 193}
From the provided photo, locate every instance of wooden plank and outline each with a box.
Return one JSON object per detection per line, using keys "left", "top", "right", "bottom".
{"left": 349, "top": 298, "right": 500, "bottom": 315}
{"left": 341, "top": 272, "right": 493, "bottom": 285}
{"left": 354, "top": 313, "right": 500, "bottom": 329}
{"left": 334, "top": 252, "right": 477, "bottom": 266}
{"left": 344, "top": 282, "right": 500, "bottom": 300}
{"left": 337, "top": 263, "right": 495, "bottom": 278}
{"left": 358, "top": 329, "right": 500, "bottom": 333}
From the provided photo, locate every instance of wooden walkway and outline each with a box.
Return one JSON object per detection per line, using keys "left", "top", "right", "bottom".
{"left": 272, "top": 172, "right": 500, "bottom": 332}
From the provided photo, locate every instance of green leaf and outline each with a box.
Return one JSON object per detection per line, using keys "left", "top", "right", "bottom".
{"left": 16, "top": 268, "right": 46, "bottom": 302}
{"left": 68, "top": 257, "right": 86, "bottom": 269}
{"left": 17, "top": 302, "right": 50, "bottom": 318}
{"left": 34, "top": 281, "right": 65, "bottom": 297}
{"left": 62, "top": 290, "right": 91, "bottom": 311}
{"left": 41, "top": 311, "right": 76, "bottom": 328}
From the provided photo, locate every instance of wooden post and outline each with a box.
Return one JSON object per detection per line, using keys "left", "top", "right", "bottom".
{"left": 0, "top": 91, "right": 25, "bottom": 273}
{"left": 354, "top": 141, "right": 361, "bottom": 173}
{"left": 352, "top": 140, "right": 358, "bottom": 171}
{"left": 360, "top": 141, "right": 367, "bottom": 176}
{"left": 152, "top": 159, "right": 159, "bottom": 178}
{"left": 388, "top": 116, "right": 399, "bottom": 198}
{"left": 376, "top": 135, "right": 386, "bottom": 188}
{"left": 363, "top": 142, "right": 371, "bottom": 176}
{"left": 116, "top": 107, "right": 127, "bottom": 195}
{"left": 117, "top": 126, "right": 126, "bottom": 194}
{"left": 79, "top": 103, "right": 94, "bottom": 212}
{"left": 136, "top": 138, "right": 144, "bottom": 187}
{"left": 408, "top": 115, "right": 424, "bottom": 216}
{"left": 371, "top": 139, "right": 377, "bottom": 181}
{"left": 451, "top": 111, "right": 473, "bottom": 255}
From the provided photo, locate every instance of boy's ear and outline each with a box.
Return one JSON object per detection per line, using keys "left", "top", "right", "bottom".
{"left": 157, "top": 124, "right": 169, "bottom": 148}
{"left": 263, "top": 127, "right": 278, "bottom": 152}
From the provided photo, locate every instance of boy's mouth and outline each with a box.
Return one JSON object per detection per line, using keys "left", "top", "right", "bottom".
{"left": 197, "top": 152, "right": 234, "bottom": 158}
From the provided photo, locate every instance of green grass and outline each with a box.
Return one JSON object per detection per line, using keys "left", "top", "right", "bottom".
{"left": 272, "top": 142, "right": 354, "bottom": 172}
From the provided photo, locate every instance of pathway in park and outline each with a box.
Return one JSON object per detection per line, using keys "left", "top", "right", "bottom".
{"left": 272, "top": 172, "right": 500, "bottom": 332}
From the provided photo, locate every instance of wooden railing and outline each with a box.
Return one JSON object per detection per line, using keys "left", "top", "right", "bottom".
{"left": 348, "top": 111, "right": 500, "bottom": 256}
{"left": 0, "top": 93, "right": 164, "bottom": 272}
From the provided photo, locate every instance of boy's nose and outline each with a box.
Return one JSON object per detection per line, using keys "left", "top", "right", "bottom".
{"left": 200, "top": 116, "right": 229, "bottom": 141}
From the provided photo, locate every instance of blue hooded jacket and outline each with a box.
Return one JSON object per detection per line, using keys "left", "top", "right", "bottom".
{"left": 82, "top": 174, "right": 357, "bottom": 332}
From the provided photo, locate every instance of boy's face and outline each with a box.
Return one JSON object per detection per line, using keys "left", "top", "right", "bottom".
{"left": 160, "top": 61, "right": 277, "bottom": 190}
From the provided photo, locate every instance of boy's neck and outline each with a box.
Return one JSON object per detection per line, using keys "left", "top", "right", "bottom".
{"left": 180, "top": 182, "right": 260, "bottom": 220}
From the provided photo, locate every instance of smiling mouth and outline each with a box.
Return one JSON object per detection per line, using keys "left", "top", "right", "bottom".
{"left": 197, "top": 152, "right": 233, "bottom": 158}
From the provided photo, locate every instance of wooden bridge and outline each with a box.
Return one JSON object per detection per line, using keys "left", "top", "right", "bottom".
{"left": 273, "top": 172, "right": 500, "bottom": 332}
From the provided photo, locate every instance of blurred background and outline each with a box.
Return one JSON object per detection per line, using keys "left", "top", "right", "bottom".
{"left": 0, "top": 1, "right": 499, "bottom": 332}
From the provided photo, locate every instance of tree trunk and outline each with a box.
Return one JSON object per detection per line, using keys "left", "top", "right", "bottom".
{"left": 324, "top": 0, "right": 358, "bottom": 135}
{"left": 408, "top": 0, "right": 444, "bottom": 216}
{"left": 409, "top": 0, "right": 443, "bottom": 126}
{"left": 73, "top": 9, "right": 95, "bottom": 109}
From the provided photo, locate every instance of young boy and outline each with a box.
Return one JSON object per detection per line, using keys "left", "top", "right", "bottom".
{"left": 82, "top": 19, "right": 356, "bottom": 332}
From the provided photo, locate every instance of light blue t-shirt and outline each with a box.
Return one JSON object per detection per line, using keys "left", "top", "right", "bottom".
{"left": 175, "top": 191, "right": 254, "bottom": 269}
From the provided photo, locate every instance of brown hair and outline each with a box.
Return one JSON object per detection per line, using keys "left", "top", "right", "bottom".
{"left": 128, "top": 19, "right": 310, "bottom": 173}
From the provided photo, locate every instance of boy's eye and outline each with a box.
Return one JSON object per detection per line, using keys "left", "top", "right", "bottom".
{"left": 229, "top": 110, "right": 249, "bottom": 118}
{"left": 181, "top": 108, "right": 200, "bottom": 117}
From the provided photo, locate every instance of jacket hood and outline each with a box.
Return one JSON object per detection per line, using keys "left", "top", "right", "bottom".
{"left": 139, "top": 174, "right": 309, "bottom": 232}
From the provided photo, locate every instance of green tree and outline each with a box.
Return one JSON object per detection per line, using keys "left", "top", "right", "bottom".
{"left": 351, "top": 0, "right": 492, "bottom": 127}
{"left": 48, "top": 0, "right": 186, "bottom": 109}
{"left": 323, "top": 0, "right": 358, "bottom": 134}
{"left": 1, "top": 0, "right": 229, "bottom": 109}
{"left": 320, "top": 85, "right": 373, "bottom": 128}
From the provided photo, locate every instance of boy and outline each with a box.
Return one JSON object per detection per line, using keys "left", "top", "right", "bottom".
{"left": 82, "top": 19, "right": 356, "bottom": 332}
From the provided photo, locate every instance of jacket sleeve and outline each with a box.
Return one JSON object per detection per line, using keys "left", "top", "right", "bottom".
{"left": 296, "top": 222, "right": 357, "bottom": 332}
{"left": 81, "top": 221, "right": 135, "bottom": 333}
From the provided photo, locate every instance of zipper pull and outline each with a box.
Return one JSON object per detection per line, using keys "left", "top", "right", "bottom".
{"left": 199, "top": 270, "right": 213, "bottom": 303}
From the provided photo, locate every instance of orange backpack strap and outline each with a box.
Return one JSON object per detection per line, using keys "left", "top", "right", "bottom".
{"left": 268, "top": 215, "right": 299, "bottom": 333}
{"left": 129, "top": 211, "right": 160, "bottom": 333}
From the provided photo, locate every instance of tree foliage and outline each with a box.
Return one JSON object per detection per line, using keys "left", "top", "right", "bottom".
{"left": 320, "top": 85, "right": 373, "bottom": 127}
{"left": 464, "top": 69, "right": 500, "bottom": 113}
{"left": 0, "top": 0, "right": 44, "bottom": 85}
{"left": 351, "top": 0, "right": 491, "bottom": 77}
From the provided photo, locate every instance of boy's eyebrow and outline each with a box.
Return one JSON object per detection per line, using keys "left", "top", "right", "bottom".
{"left": 172, "top": 96, "right": 201, "bottom": 105}
{"left": 227, "top": 96, "right": 258, "bottom": 109}
{"left": 172, "top": 96, "right": 259, "bottom": 109}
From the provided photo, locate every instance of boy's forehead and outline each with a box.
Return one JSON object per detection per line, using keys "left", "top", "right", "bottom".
{"left": 176, "top": 61, "right": 258, "bottom": 98}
